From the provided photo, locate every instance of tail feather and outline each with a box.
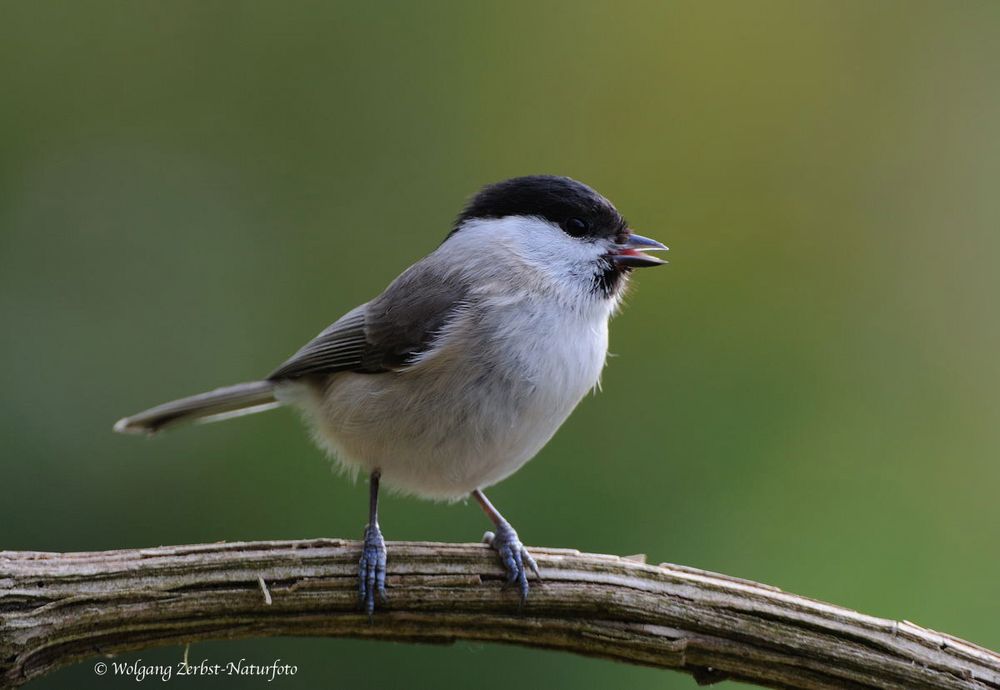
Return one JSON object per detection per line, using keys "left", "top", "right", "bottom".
{"left": 113, "top": 380, "right": 278, "bottom": 435}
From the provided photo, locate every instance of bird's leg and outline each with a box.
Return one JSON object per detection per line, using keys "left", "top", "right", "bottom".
{"left": 472, "top": 489, "right": 540, "bottom": 603}
{"left": 359, "top": 469, "right": 387, "bottom": 616}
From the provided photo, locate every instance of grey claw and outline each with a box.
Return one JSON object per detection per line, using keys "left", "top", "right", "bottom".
{"left": 483, "top": 522, "right": 539, "bottom": 603}
{"left": 359, "top": 523, "right": 387, "bottom": 617}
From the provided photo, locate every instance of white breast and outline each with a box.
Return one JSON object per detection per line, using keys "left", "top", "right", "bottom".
{"left": 284, "top": 293, "right": 611, "bottom": 501}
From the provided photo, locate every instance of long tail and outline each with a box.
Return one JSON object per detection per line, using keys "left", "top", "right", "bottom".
{"left": 113, "top": 380, "right": 279, "bottom": 435}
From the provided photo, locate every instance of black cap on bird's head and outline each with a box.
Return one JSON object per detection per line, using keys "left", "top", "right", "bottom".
{"left": 453, "top": 175, "right": 626, "bottom": 241}
{"left": 451, "top": 175, "right": 668, "bottom": 269}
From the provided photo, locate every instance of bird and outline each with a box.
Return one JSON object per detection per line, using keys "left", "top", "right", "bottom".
{"left": 114, "top": 175, "right": 668, "bottom": 615}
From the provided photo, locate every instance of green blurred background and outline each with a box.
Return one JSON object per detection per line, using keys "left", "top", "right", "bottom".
{"left": 2, "top": 1, "right": 998, "bottom": 688}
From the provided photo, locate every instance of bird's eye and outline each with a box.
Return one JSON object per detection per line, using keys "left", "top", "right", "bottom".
{"left": 563, "top": 217, "right": 588, "bottom": 237}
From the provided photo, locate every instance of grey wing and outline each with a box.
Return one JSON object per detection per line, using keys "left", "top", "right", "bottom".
{"left": 267, "top": 259, "right": 471, "bottom": 382}
{"left": 267, "top": 305, "right": 373, "bottom": 380}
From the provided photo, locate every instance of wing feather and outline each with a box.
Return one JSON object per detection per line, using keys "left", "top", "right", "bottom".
{"left": 267, "top": 259, "right": 471, "bottom": 381}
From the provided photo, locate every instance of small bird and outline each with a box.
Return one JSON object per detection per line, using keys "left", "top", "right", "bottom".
{"left": 114, "top": 175, "right": 667, "bottom": 614}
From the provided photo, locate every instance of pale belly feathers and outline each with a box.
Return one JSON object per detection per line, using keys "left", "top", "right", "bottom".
{"left": 280, "top": 297, "right": 611, "bottom": 500}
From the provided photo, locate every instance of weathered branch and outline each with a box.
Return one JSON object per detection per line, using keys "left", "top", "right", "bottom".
{"left": 1, "top": 539, "right": 997, "bottom": 689}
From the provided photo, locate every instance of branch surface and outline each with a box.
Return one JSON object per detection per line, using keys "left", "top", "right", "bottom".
{"left": 1, "top": 539, "right": 997, "bottom": 689}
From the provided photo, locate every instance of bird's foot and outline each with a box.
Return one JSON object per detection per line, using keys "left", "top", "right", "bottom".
{"left": 483, "top": 520, "right": 540, "bottom": 603}
{"left": 359, "top": 522, "right": 387, "bottom": 617}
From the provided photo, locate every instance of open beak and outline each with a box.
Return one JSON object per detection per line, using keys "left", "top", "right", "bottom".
{"left": 611, "top": 232, "right": 669, "bottom": 268}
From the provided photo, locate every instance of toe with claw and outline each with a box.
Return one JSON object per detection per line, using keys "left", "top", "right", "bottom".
{"left": 359, "top": 523, "right": 388, "bottom": 617}
{"left": 483, "top": 520, "right": 540, "bottom": 603}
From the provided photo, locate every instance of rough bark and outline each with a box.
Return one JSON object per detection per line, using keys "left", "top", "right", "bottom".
{"left": 1, "top": 539, "right": 997, "bottom": 689}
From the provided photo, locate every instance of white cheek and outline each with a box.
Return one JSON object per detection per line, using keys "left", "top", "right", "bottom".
{"left": 450, "top": 216, "right": 606, "bottom": 288}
